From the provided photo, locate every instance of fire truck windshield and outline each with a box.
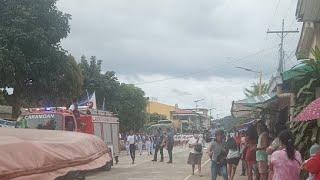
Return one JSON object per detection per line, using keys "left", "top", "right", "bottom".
{"left": 17, "top": 113, "right": 63, "bottom": 130}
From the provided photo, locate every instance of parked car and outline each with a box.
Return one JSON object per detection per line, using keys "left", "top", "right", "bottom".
{"left": 0, "top": 128, "right": 112, "bottom": 180}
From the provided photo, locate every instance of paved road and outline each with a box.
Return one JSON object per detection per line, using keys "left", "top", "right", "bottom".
{"left": 87, "top": 147, "right": 246, "bottom": 180}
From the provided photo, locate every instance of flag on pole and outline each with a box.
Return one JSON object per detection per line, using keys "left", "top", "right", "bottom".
{"left": 89, "top": 92, "right": 97, "bottom": 109}
{"left": 78, "top": 91, "right": 97, "bottom": 109}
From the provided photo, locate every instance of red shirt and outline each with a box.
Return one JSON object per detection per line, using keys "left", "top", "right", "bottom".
{"left": 304, "top": 153, "right": 320, "bottom": 180}
{"left": 235, "top": 135, "right": 241, "bottom": 146}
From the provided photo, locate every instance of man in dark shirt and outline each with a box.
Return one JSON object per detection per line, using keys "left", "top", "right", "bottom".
{"left": 166, "top": 128, "right": 174, "bottom": 163}
{"left": 152, "top": 128, "right": 164, "bottom": 162}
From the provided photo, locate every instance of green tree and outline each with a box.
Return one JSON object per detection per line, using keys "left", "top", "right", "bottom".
{"left": 244, "top": 82, "right": 269, "bottom": 97}
{"left": 78, "top": 55, "right": 147, "bottom": 131}
{"left": 0, "top": 0, "right": 82, "bottom": 117}
{"left": 290, "top": 47, "right": 320, "bottom": 160}
{"left": 78, "top": 55, "right": 120, "bottom": 110}
{"left": 294, "top": 47, "right": 320, "bottom": 116}
{"left": 115, "top": 84, "right": 147, "bottom": 132}
{"left": 0, "top": 89, "right": 7, "bottom": 105}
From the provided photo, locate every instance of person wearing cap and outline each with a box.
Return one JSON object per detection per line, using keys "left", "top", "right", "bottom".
{"left": 208, "top": 129, "right": 228, "bottom": 180}
{"left": 302, "top": 143, "right": 320, "bottom": 180}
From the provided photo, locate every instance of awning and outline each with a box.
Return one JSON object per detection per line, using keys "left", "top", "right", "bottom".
{"left": 234, "top": 119, "right": 256, "bottom": 131}
{"left": 282, "top": 64, "right": 312, "bottom": 81}
{"left": 235, "top": 93, "right": 276, "bottom": 107}
{"left": 231, "top": 93, "right": 277, "bottom": 118}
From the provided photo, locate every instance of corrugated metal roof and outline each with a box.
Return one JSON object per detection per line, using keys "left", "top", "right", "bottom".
{"left": 235, "top": 93, "right": 276, "bottom": 105}
{"left": 231, "top": 93, "right": 277, "bottom": 118}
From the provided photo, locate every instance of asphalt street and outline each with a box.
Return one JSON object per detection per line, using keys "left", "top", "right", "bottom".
{"left": 87, "top": 146, "right": 246, "bottom": 180}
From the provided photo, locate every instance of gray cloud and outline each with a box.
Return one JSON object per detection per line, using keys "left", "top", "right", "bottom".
{"left": 171, "top": 89, "right": 192, "bottom": 96}
{"left": 57, "top": 0, "right": 301, "bottom": 79}
{"left": 56, "top": 0, "right": 302, "bottom": 116}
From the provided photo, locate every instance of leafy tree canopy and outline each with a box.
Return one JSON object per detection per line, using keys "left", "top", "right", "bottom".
{"left": 115, "top": 84, "right": 147, "bottom": 132}
{"left": 79, "top": 55, "right": 147, "bottom": 132}
{"left": 244, "top": 82, "right": 269, "bottom": 97}
{"left": 0, "top": 0, "right": 82, "bottom": 117}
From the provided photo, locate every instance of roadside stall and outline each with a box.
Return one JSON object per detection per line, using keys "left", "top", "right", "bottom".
{"left": 231, "top": 93, "right": 278, "bottom": 134}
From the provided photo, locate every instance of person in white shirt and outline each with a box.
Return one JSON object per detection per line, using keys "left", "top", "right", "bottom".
{"left": 127, "top": 131, "right": 136, "bottom": 164}
{"left": 187, "top": 134, "right": 203, "bottom": 176}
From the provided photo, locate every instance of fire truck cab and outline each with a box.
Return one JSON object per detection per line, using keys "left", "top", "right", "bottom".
{"left": 16, "top": 107, "right": 120, "bottom": 169}
{"left": 16, "top": 107, "right": 82, "bottom": 132}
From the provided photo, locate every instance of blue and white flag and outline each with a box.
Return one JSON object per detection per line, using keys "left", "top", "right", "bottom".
{"left": 78, "top": 91, "right": 97, "bottom": 109}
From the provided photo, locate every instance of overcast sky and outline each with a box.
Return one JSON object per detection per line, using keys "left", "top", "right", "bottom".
{"left": 57, "top": 0, "right": 301, "bottom": 117}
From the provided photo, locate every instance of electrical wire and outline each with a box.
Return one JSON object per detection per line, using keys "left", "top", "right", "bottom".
{"left": 133, "top": 46, "right": 277, "bottom": 85}
{"left": 266, "top": 0, "right": 282, "bottom": 30}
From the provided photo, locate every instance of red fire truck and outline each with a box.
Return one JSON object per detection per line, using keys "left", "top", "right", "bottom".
{"left": 16, "top": 107, "right": 120, "bottom": 169}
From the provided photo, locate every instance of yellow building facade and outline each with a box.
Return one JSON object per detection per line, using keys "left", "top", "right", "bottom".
{"left": 147, "top": 101, "right": 176, "bottom": 120}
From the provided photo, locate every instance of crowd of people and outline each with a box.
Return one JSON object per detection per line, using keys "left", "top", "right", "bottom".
{"left": 121, "top": 128, "right": 176, "bottom": 164}
{"left": 205, "top": 121, "right": 320, "bottom": 180}
{"left": 120, "top": 121, "right": 320, "bottom": 180}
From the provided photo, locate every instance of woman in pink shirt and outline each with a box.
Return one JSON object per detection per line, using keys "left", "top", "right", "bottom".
{"left": 270, "top": 130, "right": 302, "bottom": 180}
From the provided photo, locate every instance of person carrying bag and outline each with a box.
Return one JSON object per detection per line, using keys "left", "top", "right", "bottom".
{"left": 187, "top": 134, "right": 203, "bottom": 176}
{"left": 208, "top": 130, "right": 228, "bottom": 180}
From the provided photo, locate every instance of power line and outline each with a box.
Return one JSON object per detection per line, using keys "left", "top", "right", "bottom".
{"left": 283, "top": 0, "right": 296, "bottom": 23}
{"left": 273, "top": 0, "right": 281, "bottom": 18}
{"left": 267, "top": 0, "right": 282, "bottom": 29}
{"left": 267, "top": 19, "right": 299, "bottom": 74}
{"left": 133, "top": 46, "right": 277, "bottom": 85}
{"left": 284, "top": 50, "right": 297, "bottom": 69}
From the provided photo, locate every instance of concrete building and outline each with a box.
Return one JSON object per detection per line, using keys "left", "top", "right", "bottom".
{"left": 296, "top": 0, "right": 320, "bottom": 58}
{"left": 146, "top": 100, "right": 210, "bottom": 133}
{"left": 146, "top": 101, "right": 176, "bottom": 120}
{"left": 170, "top": 108, "right": 210, "bottom": 133}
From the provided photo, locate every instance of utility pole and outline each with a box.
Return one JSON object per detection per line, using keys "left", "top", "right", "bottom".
{"left": 208, "top": 108, "right": 215, "bottom": 120}
{"left": 194, "top": 98, "right": 205, "bottom": 112}
{"left": 236, "top": 66, "right": 263, "bottom": 95}
{"left": 259, "top": 70, "right": 262, "bottom": 95}
{"left": 267, "top": 19, "right": 299, "bottom": 74}
{"left": 208, "top": 108, "right": 215, "bottom": 128}
{"left": 193, "top": 98, "right": 204, "bottom": 132}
